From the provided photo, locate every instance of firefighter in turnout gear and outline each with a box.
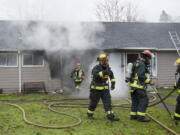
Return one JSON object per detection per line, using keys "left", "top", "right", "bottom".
{"left": 173, "top": 58, "right": 180, "bottom": 121}
{"left": 129, "top": 50, "right": 155, "bottom": 122}
{"left": 71, "top": 62, "right": 85, "bottom": 90}
{"left": 87, "top": 53, "right": 120, "bottom": 121}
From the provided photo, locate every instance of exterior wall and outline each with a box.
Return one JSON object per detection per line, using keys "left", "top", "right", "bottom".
{"left": 0, "top": 67, "right": 19, "bottom": 93}
{"left": 157, "top": 51, "right": 177, "bottom": 88}
{"left": 0, "top": 50, "right": 178, "bottom": 93}
{"left": 21, "top": 56, "right": 61, "bottom": 93}
{"left": 0, "top": 51, "right": 61, "bottom": 93}
{"left": 21, "top": 59, "right": 61, "bottom": 92}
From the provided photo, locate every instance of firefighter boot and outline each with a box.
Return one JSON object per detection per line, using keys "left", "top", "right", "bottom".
{"left": 174, "top": 116, "right": 180, "bottom": 120}
{"left": 130, "top": 115, "right": 137, "bottom": 120}
{"left": 107, "top": 114, "right": 120, "bottom": 121}
{"left": 87, "top": 113, "right": 95, "bottom": 120}
{"left": 137, "top": 116, "right": 150, "bottom": 122}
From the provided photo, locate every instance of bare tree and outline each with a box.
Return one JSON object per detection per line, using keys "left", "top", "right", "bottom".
{"left": 95, "top": 0, "right": 140, "bottom": 22}
{"left": 159, "top": 10, "right": 172, "bottom": 22}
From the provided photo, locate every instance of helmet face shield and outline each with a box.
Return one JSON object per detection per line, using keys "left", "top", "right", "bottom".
{"left": 141, "top": 50, "right": 154, "bottom": 63}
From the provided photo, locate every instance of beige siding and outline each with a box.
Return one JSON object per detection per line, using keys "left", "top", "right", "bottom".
{"left": 157, "top": 51, "right": 177, "bottom": 88}
{"left": 0, "top": 67, "right": 19, "bottom": 93}
{"left": 0, "top": 52, "right": 61, "bottom": 93}
{"left": 21, "top": 59, "right": 61, "bottom": 92}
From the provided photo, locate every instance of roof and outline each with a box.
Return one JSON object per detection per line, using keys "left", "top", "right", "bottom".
{"left": 101, "top": 22, "right": 180, "bottom": 50}
{"left": 0, "top": 21, "right": 180, "bottom": 50}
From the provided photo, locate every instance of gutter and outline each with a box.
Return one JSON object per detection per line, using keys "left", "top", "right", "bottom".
{"left": 104, "top": 47, "right": 178, "bottom": 51}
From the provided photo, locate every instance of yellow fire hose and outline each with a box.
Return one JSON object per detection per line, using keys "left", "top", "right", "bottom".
{"left": 126, "top": 99, "right": 180, "bottom": 135}
{"left": 4, "top": 102, "right": 82, "bottom": 129}
{"left": 2, "top": 95, "right": 179, "bottom": 135}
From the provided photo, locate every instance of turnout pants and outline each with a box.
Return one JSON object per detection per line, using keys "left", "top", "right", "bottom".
{"left": 88, "top": 89, "right": 112, "bottom": 112}
{"left": 130, "top": 89, "right": 149, "bottom": 117}
{"left": 175, "top": 95, "right": 180, "bottom": 120}
{"left": 74, "top": 81, "right": 82, "bottom": 89}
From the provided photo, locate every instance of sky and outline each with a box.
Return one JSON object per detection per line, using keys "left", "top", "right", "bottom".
{"left": 0, "top": 0, "right": 179, "bottom": 22}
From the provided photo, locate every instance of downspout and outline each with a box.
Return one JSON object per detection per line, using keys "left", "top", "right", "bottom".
{"left": 60, "top": 50, "right": 64, "bottom": 90}
{"left": 18, "top": 50, "right": 22, "bottom": 93}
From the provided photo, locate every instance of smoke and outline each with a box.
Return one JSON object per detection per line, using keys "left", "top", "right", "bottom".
{"left": 109, "top": 53, "right": 129, "bottom": 98}
{"left": 4, "top": 21, "right": 105, "bottom": 96}
{"left": 71, "top": 52, "right": 130, "bottom": 99}
{"left": 16, "top": 21, "right": 105, "bottom": 51}
{"left": 13, "top": 21, "right": 105, "bottom": 96}
{"left": 3, "top": 21, "right": 129, "bottom": 98}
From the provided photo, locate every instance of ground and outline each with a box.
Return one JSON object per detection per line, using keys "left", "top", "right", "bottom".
{"left": 0, "top": 89, "right": 179, "bottom": 135}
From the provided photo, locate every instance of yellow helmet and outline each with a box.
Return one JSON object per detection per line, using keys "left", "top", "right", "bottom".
{"left": 176, "top": 58, "right": 180, "bottom": 64}
{"left": 174, "top": 58, "right": 180, "bottom": 67}
{"left": 97, "top": 53, "right": 108, "bottom": 61}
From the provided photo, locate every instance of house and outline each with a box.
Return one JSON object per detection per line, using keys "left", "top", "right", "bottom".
{"left": 0, "top": 21, "right": 179, "bottom": 93}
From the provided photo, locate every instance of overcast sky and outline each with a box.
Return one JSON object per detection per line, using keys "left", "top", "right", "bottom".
{"left": 0, "top": 0, "right": 179, "bottom": 22}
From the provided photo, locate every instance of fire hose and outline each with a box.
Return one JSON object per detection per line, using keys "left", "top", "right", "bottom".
{"left": 3, "top": 101, "right": 82, "bottom": 129}
{"left": 1, "top": 87, "right": 179, "bottom": 134}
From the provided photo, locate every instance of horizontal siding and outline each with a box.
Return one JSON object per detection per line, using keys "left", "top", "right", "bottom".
{"left": 0, "top": 53, "right": 61, "bottom": 93}
{"left": 157, "top": 51, "right": 177, "bottom": 88}
{"left": 21, "top": 60, "right": 61, "bottom": 92}
{"left": 0, "top": 67, "right": 19, "bottom": 93}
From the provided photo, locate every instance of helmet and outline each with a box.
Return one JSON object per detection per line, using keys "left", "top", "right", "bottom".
{"left": 176, "top": 58, "right": 180, "bottom": 64}
{"left": 174, "top": 58, "right": 180, "bottom": 67}
{"left": 97, "top": 53, "right": 108, "bottom": 61}
{"left": 175, "top": 58, "right": 180, "bottom": 73}
{"left": 75, "top": 62, "right": 81, "bottom": 66}
{"left": 141, "top": 50, "right": 152, "bottom": 59}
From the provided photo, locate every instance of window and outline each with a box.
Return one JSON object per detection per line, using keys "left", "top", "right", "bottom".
{"left": 126, "top": 52, "right": 157, "bottom": 77}
{"left": 23, "top": 52, "right": 44, "bottom": 66}
{"left": 0, "top": 52, "right": 17, "bottom": 66}
{"left": 127, "top": 53, "right": 139, "bottom": 64}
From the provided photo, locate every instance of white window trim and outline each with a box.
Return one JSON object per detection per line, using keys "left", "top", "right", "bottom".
{"left": 152, "top": 52, "right": 158, "bottom": 77}
{"left": 0, "top": 53, "right": 18, "bottom": 67}
{"left": 22, "top": 53, "right": 44, "bottom": 67}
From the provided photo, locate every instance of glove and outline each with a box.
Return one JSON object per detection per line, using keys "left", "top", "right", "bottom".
{"left": 174, "top": 82, "right": 178, "bottom": 89}
{"left": 111, "top": 82, "right": 115, "bottom": 90}
{"left": 125, "top": 77, "right": 130, "bottom": 83}
{"left": 150, "top": 80, "right": 155, "bottom": 86}
{"left": 102, "top": 69, "right": 110, "bottom": 76}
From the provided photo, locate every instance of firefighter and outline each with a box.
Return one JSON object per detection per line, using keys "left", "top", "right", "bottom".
{"left": 129, "top": 50, "right": 155, "bottom": 122}
{"left": 87, "top": 53, "right": 120, "bottom": 121}
{"left": 173, "top": 58, "right": 180, "bottom": 121}
{"left": 71, "top": 62, "right": 85, "bottom": 90}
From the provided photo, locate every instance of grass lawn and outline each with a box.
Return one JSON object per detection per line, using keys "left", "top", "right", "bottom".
{"left": 158, "top": 88, "right": 179, "bottom": 106}
{"left": 158, "top": 88, "right": 179, "bottom": 97}
{"left": 0, "top": 94, "right": 179, "bottom": 135}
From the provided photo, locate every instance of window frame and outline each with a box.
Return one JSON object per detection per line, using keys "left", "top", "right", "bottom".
{"left": 0, "top": 52, "right": 18, "bottom": 67}
{"left": 22, "top": 53, "right": 44, "bottom": 67}
{"left": 125, "top": 52, "right": 157, "bottom": 77}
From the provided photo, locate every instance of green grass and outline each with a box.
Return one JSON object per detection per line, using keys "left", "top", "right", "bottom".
{"left": 0, "top": 94, "right": 179, "bottom": 135}
{"left": 0, "top": 93, "right": 68, "bottom": 101}
{"left": 158, "top": 88, "right": 179, "bottom": 97}
{"left": 163, "top": 97, "right": 177, "bottom": 106}
{"left": 157, "top": 88, "right": 178, "bottom": 106}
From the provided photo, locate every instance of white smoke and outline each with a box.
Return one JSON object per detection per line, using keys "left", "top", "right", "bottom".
{"left": 15, "top": 21, "right": 105, "bottom": 51}
{"left": 74, "top": 52, "right": 130, "bottom": 99}
{"left": 109, "top": 53, "right": 129, "bottom": 98}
